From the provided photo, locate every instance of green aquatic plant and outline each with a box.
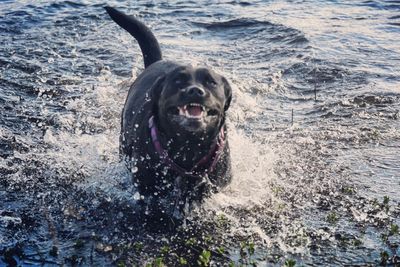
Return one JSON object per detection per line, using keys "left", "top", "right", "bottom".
{"left": 326, "top": 211, "right": 339, "bottom": 224}
{"left": 381, "top": 223, "right": 399, "bottom": 243}
{"left": 284, "top": 259, "right": 296, "bottom": 267}
{"left": 240, "top": 240, "right": 255, "bottom": 257}
{"left": 389, "top": 223, "right": 399, "bottom": 236}
{"left": 49, "top": 246, "right": 58, "bottom": 257}
{"left": 239, "top": 239, "right": 257, "bottom": 265}
{"left": 380, "top": 251, "right": 389, "bottom": 265}
{"left": 160, "top": 245, "right": 170, "bottom": 255}
{"left": 133, "top": 241, "right": 144, "bottom": 252}
{"left": 145, "top": 257, "right": 165, "bottom": 267}
{"left": 178, "top": 257, "right": 188, "bottom": 265}
{"left": 204, "top": 235, "right": 213, "bottom": 244}
{"left": 383, "top": 196, "right": 390, "bottom": 212}
{"left": 197, "top": 249, "right": 211, "bottom": 267}
{"left": 216, "top": 213, "right": 229, "bottom": 228}
{"left": 74, "top": 239, "right": 84, "bottom": 249}
{"left": 342, "top": 186, "right": 355, "bottom": 195}
{"left": 216, "top": 246, "right": 225, "bottom": 255}
{"left": 247, "top": 242, "right": 255, "bottom": 256}
{"left": 154, "top": 257, "right": 164, "bottom": 267}
{"left": 352, "top": 238, "right": 362, "bottom": 247}
{"left": 185, "top": 237, "right": 197, "bottom": 246}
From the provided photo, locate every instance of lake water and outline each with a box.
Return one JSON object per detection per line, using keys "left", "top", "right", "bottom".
{"left": 1, "top": 0, "right": 399, "bottom": 266}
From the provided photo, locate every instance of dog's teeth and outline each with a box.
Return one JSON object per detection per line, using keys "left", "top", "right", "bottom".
{"left": 187, "top": 103, "right": 205, "bottom": 111}
{"left": 178, "top": 106, "right": 186, "bottom": 116}
{"left": 177, "top": 104, "right": 204, "bottom": 118}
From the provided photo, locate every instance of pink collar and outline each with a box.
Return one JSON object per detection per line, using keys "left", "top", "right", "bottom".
{"left": 148, "top": 116, "right": 225, "bottom": 178}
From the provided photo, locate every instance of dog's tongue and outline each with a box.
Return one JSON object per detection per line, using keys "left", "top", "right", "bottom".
{"left": 187, "top": 106, "right": 202, "bottom": 117}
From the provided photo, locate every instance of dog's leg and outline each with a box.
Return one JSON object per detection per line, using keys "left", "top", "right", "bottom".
{"left": 192, "top": 174, "right": 217, "bottom": 200}
{"left": 172, "top": 176, "right": 185, "bottom": 220}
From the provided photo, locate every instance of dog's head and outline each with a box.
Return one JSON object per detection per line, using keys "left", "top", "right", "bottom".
{"left": 151, "top": 65, "right": 232, "bottom": 138}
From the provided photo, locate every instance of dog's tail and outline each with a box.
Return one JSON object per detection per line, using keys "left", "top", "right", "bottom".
{"left": 104, "top": 6, "right": 162, "bottom": 68}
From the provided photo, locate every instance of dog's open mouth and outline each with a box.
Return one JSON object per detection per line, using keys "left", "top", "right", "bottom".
{"left": 179, "top": 103, "right": 204, "bottom": 119}
{"left": 168, "top": 103, "right": 219, "bottom": 120}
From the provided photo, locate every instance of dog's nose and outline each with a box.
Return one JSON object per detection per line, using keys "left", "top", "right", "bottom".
{"left": 186, "top": 86, "right": 205, "bottom": 97}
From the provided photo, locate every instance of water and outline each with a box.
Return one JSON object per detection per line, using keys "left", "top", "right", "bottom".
{"left": 1, "top": 0, "right": 399, "bottom": 265}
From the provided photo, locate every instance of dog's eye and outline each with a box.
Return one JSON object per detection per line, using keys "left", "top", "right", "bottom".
{"left": 174, "top": 75, "right": 187, "bottom": 87}
{"left": 206, "top": 79, "right": 217, "bottom": 88}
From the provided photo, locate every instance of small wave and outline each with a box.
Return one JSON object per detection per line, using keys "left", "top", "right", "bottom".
{"left": 193, "top": 17, "right": 308, "bottom": 44}
{"left": 46, "top": 1, "right": 88, "bottom": 11}
{"left": 193, "top": 18, "right": 273, "bottom": 30}
{"left": 4, "top": 10, "right": 31, "bottom": 17}
{"left": 227, "top": 1, "right": 252, "bottom": 6}
{"left": 360, "top": 0, "right": 400, "bottom": 10}
{"left": 388, "top": 14, "right": 400, "bottom": 19}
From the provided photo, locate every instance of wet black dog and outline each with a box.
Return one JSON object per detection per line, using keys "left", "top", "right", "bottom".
{"left": 105, "top": 7, "right": 232, "bottom": 219}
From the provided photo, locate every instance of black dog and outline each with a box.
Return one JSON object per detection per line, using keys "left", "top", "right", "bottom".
{"left": 105, "top": 7, "right": 232, "bottom": 219}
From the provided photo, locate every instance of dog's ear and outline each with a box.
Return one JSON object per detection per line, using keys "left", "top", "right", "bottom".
{"left": 222, "top": 77, "right": 232, "bottom": 111}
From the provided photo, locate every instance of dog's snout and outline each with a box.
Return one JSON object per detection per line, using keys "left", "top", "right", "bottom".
{"left": 186, "top": 86, "right": 205, "bottom": 97}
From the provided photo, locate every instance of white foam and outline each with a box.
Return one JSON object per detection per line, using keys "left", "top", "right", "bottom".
{"left": 207, "top": 128, "right": 277, "bottom": 208}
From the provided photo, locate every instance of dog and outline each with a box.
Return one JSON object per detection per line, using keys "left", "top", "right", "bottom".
{"left": 105, "top": 7, "right": 232, "bottom": 219}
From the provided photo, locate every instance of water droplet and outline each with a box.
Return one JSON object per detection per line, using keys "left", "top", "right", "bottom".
{"left": 162, "top": 168, "right": 168, "bottom": 175}
{"left": 133, "top": 192, "right": 140, "bottom": 200}
{"left": 131, "top": 166, "right": 138, "bottom": 173}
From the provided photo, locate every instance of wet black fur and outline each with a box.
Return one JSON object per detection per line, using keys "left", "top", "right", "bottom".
{"left": 105, "top": 7, "right": 232, "bottom": 219}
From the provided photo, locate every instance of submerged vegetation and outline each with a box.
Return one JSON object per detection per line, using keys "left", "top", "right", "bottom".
{"left": 3, "top": 191, "right": 394, "bottom": 266}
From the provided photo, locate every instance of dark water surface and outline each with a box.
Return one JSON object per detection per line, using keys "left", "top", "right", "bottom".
{"left": 1, "top": 0, "right": 399, "bottom": 266}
